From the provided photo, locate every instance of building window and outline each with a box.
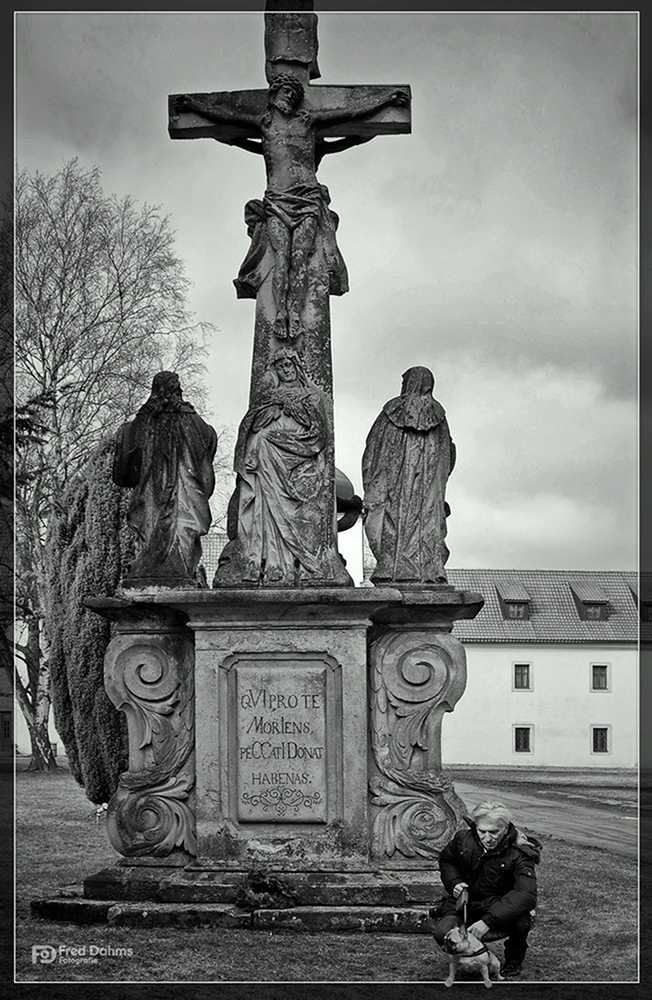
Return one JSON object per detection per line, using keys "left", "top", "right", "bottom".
{"left": 569, "top": 584, "right": 609, "bottom": 621}
{"left": 592, "top": 727, "right": 610, "bottom": 754}
{"left": 591, "top": 664, "right": 610, "bottom": 691}
{"left": 507, "top": 602, "right": 527, "bottom": 620}
{"left": 514, "top": 726, "right": 533, "bottom": 753}
{"left": 2, "top": 719, "right": 9, "bottom": 741}
{"left": 513, "top": 663, "right": 532, "bottom": 690}
{"left": 495, "top": 583, "right": 531, "bottom": 621}
{"left": 585, "top": 604, "right": 606, "bottom": 621}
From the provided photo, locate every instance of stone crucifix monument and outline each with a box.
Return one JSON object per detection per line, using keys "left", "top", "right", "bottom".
{"left": 169, "top": 5, "right": 409, "bottom": 588}
{"left": 72, "top": 4, "right": 484, "bottom": 928}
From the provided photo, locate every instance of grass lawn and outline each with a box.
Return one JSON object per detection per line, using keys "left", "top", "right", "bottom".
{"left": 15, "top": 763, "right": 639, "bottom": 984}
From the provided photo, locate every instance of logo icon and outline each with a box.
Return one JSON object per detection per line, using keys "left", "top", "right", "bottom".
{"left": 32, "top": 944, "right": 57, "bottom": 964}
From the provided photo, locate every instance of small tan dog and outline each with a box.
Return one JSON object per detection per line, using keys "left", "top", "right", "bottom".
{"left": 441, "top": 924, "right": 504, "bottom": 988}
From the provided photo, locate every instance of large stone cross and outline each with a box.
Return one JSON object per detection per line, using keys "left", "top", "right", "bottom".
{"left": 168, "top": 6, "right": 411, "bottom": 588}
{"left": 168, "top": 7, "right": 410, "bottom": 353}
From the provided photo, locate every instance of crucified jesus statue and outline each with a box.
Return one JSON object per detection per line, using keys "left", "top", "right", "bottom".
{"left": 174, "top": 75, "right": 408, "bottom": 340}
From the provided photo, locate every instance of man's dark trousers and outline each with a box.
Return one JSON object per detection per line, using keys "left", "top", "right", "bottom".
{"left": 432, "top": 897, "right": 532, "bottom": 966}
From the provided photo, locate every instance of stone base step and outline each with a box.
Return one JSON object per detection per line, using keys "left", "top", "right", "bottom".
{"left": 31, "top": 896, "right": 435, "bottom": 933}
{"left": 83, "top": 866, "right": 439, "bottom": 907}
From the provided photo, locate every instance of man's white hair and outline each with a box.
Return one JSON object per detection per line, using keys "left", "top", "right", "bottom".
{"left": 472, "top": 800, "right": 512, "bottom": 828}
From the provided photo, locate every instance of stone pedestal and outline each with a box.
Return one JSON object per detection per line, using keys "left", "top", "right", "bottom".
{"left": 88, "top": 585, "right": 482, "bottom": 881}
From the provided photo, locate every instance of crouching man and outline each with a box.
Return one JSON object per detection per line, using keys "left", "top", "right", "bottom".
{"left": 431, "top": 801, "right": 542, "bottom": 979}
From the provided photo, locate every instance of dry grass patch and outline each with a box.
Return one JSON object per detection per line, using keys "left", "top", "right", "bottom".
{"left": 15, "top": 765, "right": 638, "bottom": 983}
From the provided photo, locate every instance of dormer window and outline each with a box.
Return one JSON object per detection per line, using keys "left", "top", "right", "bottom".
{"left": 628, "top": 582, "right": 652, "bottom": 621}
{"left": 585, "top": 603, "right": 607, "bottom": 621}
{"left": 496, "top": 581, "right": 531, "bottom": 621}
{"left": 507, "top": 602, "right": 528, "bottom": 620}
{"left": 569, "top": 582, "right": 608, "bottom": 622}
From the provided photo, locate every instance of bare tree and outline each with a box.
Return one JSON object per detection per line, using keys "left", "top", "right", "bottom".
{"left": 14, "top": 159, "right": 217, "bottom": 770}
{"left": 0, "top": 182, "right": 14, "bottom": 735}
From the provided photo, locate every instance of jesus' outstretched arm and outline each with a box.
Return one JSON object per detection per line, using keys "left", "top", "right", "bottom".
{"left": 313, "top": 89, "right": 409, "bottom": 130}
{"left": 172, "top": 93, "right": 258, "bottom": 130}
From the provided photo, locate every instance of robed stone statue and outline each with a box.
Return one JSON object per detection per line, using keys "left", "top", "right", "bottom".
{"left": 362, "top": 366, "right": 455, "bottom": 586}
{"left": 215, "top": 347, "right": 350, "bottom": 587}
{"left": 113, "top": 372, "right": 217, "bottom": 587}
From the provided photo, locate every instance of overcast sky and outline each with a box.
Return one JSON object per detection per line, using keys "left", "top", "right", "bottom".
{"left": 15, "top": 10, "right": 637, "bottom": 573}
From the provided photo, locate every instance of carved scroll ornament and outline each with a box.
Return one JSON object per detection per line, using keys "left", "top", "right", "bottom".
{"left": 369, "top": 630, "right": 467, "bottom": 859}
{"left": 104, "top": 631, "right": 196, "bottom": 857}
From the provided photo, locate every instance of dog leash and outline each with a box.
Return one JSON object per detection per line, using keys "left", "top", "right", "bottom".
{"left": 463, "top": 944, "right": 490, "bottom": 957}
{"left": 456, "top": 887, "right": 469, "bottom": 927}
{"left": 453, "top": 887, "right": 491, "bottom": 956}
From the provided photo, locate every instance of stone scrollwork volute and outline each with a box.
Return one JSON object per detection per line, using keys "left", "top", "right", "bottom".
{"left": 104, "top": 631, "right": 196, "bottom": 857}
{"left": 369, "top": 631, "right": 467, "bottom": 859}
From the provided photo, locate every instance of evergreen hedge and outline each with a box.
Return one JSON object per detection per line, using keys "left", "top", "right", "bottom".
{"left": 46, "top": 439, "right": 133, "bottom": 803}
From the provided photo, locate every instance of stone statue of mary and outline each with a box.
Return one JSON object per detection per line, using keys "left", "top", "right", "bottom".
{"left": 362, "top": 366, "right": 456, "bottom": 586}
{"left": 215, "top": 347, "right": 349, "bottom": 587}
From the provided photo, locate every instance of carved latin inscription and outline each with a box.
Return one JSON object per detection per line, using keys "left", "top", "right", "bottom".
{"left": 236, "top": 661, "right": 328, "bottom": 821}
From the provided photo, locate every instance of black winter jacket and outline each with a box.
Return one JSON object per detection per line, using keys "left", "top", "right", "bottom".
{"left": 438, "top": 820, "right": 541, "bottom": 930}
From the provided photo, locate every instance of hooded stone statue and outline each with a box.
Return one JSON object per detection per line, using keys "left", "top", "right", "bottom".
{"left": 113, "top": 372, "right": 217, "bottom": 587}
{"left": 362, "top": 366, "right": 456, "bottom": 585}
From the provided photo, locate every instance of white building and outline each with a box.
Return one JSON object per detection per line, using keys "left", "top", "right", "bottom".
{"left": 445, "top": 569, "right": 638, "bottom": 768}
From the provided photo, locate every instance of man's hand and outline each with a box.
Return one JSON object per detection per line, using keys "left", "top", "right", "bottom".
{"left": 452, "top": 882, "right": 469, "bottom": 899}
{"left": 467, "top": 920, "right": 490, "bottom": 940}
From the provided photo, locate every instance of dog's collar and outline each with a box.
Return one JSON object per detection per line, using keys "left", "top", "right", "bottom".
{"left": 443, "top": 942, "right": 490, "bottom": 958}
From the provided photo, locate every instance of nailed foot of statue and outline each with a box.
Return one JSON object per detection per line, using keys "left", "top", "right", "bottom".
{"left": 273, "top": 312, "right": 289, "bottom": 340}
{"left": 288, "top": 310, "right": 307, "bottom": 339}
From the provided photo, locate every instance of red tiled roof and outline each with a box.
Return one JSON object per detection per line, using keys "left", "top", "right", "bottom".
{"left": 447, "top": 569, "right": 638, "bottom": 645}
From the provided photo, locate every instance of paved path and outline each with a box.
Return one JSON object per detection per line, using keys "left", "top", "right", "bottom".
{"left": 455, "top": 781, "right": 641, "bottom": 859}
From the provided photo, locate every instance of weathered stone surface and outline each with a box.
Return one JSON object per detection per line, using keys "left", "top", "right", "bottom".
{"left": 113, "top": 372, "right": 217, "bottom": 588}
{"left": 264, "top": 8, "right": 320, "bottom": 85}
{"left": 89, "top": 584, "right": 484, "bottom": 624}
{"left": 169, "top": 71, "right": 409, "bottom": 335}
{"left": 31, "top": 897, "right": 438, "bottom": 933}
{"left": 31, "top": 897, "right": 112, "bottom": 924}
{"left": 158, "top": 870, "right": 243, "bottom": 903}
{"left": 215, "top": 349, "right": 351, "bottom": 588}
{"left": 34, "top": 868, "right": 444, "bottom": 929}
{"left": 84, "top": 866, "right": 169, "bottom": 901}
{"left": 191, "top": 601, "right": 369, "bottom": 866}
{"left": 89, "top": 587, "right": 481, "bottom": 868}
{"left": 81, "top": 865, "right": 443, "bottom": 907}
{"left": 103, "top": 619, "right": 196, "bottom": 859}
{"left": 296, "top": 875, "right": 404, "bottom": 908}
{"left": 363, "top": 367, "right": 456, "bottom": 586}
{"left": 401, "top": 876, "right": 440, "bottom": 904}
{"left": 31, "top": 898, "right": 437, "bottom": 932}
{"left": 107, "top": 902, "right": 251, "bottom": 929}
{"left": 235, "top": 654, "right": 331, "bottom": 822}
{"left": 253, "top": 905, "right": 433, "bottom": 934}
{"left": 368, "top": 629, "right": 469, "bottom": 861}
{"left": 168, "top": 11, "right": 411, "bottom": 589}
